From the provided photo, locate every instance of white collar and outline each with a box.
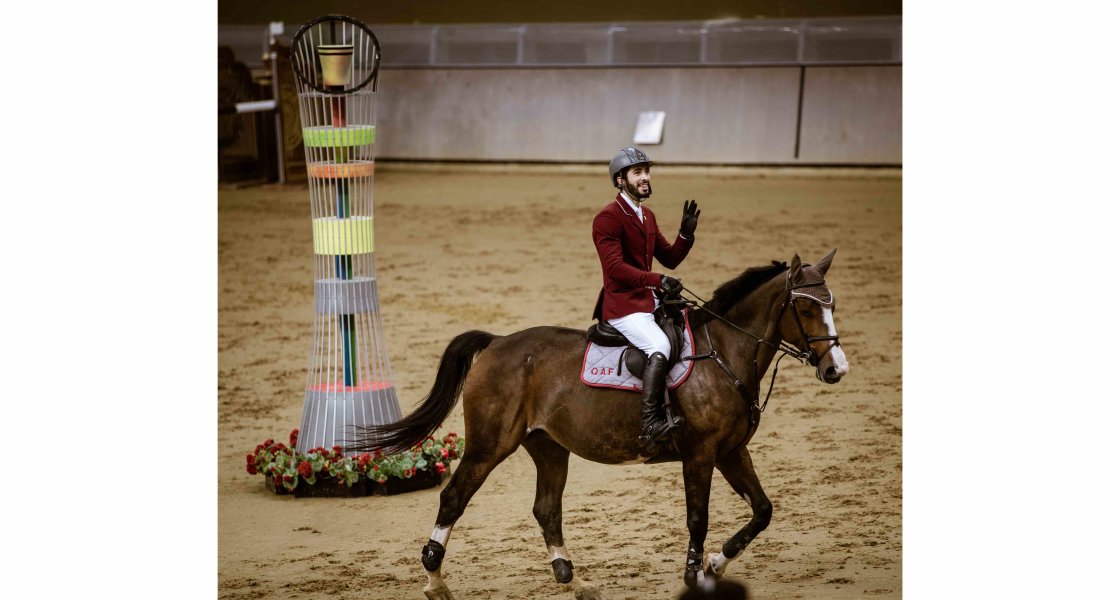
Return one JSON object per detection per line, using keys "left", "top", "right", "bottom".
{"left": 619, "top": 190, "right": 643, "bottom": 216}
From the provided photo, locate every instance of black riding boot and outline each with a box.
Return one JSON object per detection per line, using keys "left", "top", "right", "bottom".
{"left": 638, "top": 352, "right": 678, "bottom": 453}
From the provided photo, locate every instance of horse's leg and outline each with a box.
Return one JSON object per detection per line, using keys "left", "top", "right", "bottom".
{"left": 421, "top": 443, "right": 520, "bottom": 600}
{"left": 681, "top": 452, "right": 717, "bottom": 589}
{"left": 522, "top": 432, "right": 603, "bottom": 600}
{"left": 706, "top": 444, "right": 772, "bottom": 579}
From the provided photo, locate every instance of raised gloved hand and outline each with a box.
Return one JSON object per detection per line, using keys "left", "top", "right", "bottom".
{"left": 660, "top": 275, "right": 683, "bottom": 297}
{"left": 680, "top": 199, "right": 701, "bottom": 237}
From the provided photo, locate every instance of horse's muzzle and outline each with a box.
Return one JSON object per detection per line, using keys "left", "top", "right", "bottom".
{"left": 820, "top": 365, "right": 843, "bottom": 384}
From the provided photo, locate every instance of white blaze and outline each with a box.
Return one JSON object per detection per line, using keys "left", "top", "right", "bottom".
{"left": 821, "top": 308, "right": 848, "bottom": 375}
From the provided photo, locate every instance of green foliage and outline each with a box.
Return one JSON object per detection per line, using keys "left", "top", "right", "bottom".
{"left": 246, "top": 430, "right": 464, "bottom": 492}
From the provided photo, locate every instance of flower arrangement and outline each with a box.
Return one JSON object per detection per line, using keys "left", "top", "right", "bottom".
{"left": 246, "top": 429, "right": 463, "bottom": 493}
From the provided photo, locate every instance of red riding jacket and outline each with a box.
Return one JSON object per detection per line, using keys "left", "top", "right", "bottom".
{"left": 592, "top": 194, "right": 694, "bottom": 321}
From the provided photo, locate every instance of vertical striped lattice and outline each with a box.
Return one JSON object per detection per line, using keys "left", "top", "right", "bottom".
{"left": 290, "top": 17, "right": 401, "bottom": 454}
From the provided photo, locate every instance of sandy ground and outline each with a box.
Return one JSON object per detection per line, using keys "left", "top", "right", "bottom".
{"left": 218, "top": 165, "right": 901, "bottom": 599}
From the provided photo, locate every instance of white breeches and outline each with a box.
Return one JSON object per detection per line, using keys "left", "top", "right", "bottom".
{"left": 607, "top": 312, "right": 670, "bottom": 358}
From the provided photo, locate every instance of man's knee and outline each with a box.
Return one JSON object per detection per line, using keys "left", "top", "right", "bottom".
{"left": 647, "top": 336, "right": 671, "bottom": 359}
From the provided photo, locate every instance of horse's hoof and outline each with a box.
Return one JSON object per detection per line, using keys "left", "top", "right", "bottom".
{"left": 574, "top": 587, "right": 603, "bottom": 600}
{"left": 423, "top": 583, "right": 455, "bottom": 600}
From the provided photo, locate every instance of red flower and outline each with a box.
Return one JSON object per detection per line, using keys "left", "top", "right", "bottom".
{"left": 282, "top": 474, "right": 293, "bottom": 482}
{"left": 404, "top": 467, "right": 415, "bottom": 478}
{"left": 297, "top": 461, "right": 313, "bottom": 478}
{"left": 435, "top": 462, "right": 447, "bottom": 474}
{"left": 358, "top": 453, "right": 372, "bottom": 469}
{"left": 272, "top": 475, "right": 282, "bottom": 487}
{"left": 332, "top": 445, "right": 343, "bottom": 456}
{"left": 263, "top": 439, "right": 275, "bottom": 448}
{"left": 440, "top": 448, "right": 449, "bottom": 458}
{"left": 373, "top": 449, "right": 384, "bottom": 459}
{"left": 245, "top": 454, "right": 258, "bottom": 475}
{"left": 289, "top": 429, "right": 299, "bottom": 447}
{"left": 370, "top": 464, "right": 380, "bottom": 472}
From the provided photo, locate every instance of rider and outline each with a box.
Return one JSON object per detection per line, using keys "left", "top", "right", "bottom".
{"left": 592, "top": 147, "right": 701, "bottom": 453}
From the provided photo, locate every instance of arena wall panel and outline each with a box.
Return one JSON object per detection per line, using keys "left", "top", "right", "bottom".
{"left": 374, "top": 66, "right": 899, "bottom": 165}
{"left": 376, "top": 68, "right": 802, "bottom": 163}
{"left": 797, "top": 65, "right": 902, "bottom": 163}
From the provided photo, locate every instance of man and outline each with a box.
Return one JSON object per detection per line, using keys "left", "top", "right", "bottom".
{"left": 592, "top": 147, "right": 701, "bottom": 453}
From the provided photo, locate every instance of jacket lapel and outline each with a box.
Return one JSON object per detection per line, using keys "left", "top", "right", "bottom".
{"left": 614, "top": 194, "right": 650, "bottom": 270}
{"left": 614, "top": 194, "right": 648, "bottom": 241}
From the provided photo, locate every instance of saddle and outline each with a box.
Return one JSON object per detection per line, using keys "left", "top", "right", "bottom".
{"left": 585, "top": 304, "right": 686, "bottom": 378}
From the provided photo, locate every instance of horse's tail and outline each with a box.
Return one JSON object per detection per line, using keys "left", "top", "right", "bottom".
{"left": 347, "top": 330, "right": 497, "bottom": 455}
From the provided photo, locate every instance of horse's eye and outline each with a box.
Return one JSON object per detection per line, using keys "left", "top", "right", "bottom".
{"left": 799, "top": 309, "right": 814, "bottom": 317}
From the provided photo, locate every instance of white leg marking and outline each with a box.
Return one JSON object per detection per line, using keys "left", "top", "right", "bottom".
{"left": 425, "top": 567, "right": 444, "bottom": 587}
{"left": 708, "top": 551, "right": 731, "bottom": 576}
{"left": 547, "top": 545, "right": 571, "bottom": 562}
{"left": 431, "top": 524, "right": 452, "bottom": 546}
{"left": 696, "top": 569, "right": 716, "bottom": 590}
{"left": 820, "top": 308, "right": 849, "bottom": 375}
{"left": 423, "top": 566, "right": 454, "bottom": 599}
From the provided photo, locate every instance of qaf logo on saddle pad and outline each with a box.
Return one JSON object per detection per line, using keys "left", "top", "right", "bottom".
{"left": 580, "top": 322, "right": 696, "bottom": 392}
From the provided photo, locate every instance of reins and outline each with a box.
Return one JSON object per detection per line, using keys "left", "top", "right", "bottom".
{"left": 671, "top": 275, "right": 835, "bottom": 414}
{"left": 674, "top": 284, "right": 809, "bottom": 363}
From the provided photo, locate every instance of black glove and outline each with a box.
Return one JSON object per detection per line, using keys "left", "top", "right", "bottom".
{"left": 680, "top": 199, "right": 701, "bottom": 237}
{"left": 660, "top": 275, "right": 683, "bottom": 296}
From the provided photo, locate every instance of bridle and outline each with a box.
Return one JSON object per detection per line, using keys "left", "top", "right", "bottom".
{"left": 776, "top": 271, "right": 840, "bottom": 369}
{"left": 673, "top": 270, "right": 841, "bottom": 414}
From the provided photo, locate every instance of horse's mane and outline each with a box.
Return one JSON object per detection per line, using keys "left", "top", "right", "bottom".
{"left": 691, "top": 261, "right": 788, "bottom": 325}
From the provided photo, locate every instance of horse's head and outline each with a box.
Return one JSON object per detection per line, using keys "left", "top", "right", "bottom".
{"left": 778, "top": 249, "right": 849, "bottom": 384}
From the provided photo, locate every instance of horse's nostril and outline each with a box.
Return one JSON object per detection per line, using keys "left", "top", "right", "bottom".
{"left": 822, "top": 366, "right": 841, "bottom": 383}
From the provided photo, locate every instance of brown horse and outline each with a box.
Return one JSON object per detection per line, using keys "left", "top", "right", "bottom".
{"left": 352, "top": 250, "right": 848, "bottom": 599}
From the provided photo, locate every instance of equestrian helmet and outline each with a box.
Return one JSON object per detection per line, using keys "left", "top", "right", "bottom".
{"left": 609, "top": 147, "right": 652, "bottom": 188}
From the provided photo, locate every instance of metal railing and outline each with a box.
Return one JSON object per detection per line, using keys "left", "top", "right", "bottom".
{"left": 220, "top": 16, "right": 901, "bottom": 70}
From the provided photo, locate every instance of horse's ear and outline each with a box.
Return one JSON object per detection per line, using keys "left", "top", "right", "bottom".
{"left": 815, "top": 248, "right": 837, "bottom": 276}
{"left": 790, "top": 253, "right": 802, "bottom": 275}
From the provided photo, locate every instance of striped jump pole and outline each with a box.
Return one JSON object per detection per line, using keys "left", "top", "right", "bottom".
{"left": 289, "top": 15, "right": 401, "bottom": 454}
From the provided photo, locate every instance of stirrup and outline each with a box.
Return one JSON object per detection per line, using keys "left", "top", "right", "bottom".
{"left": 639, "top": 419, "right": 677, "bottom": 453}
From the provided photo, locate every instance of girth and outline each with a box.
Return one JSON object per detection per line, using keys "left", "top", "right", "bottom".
{"left": 586, "top": 308, "right": 685, "bottom": 378}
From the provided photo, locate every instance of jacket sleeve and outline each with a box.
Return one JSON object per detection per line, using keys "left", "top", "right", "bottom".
{"left": 593, "top": 212, "right": 662, "bottom": 289}
{"left": 651, "top": 211, "right": 694, "bottom": 269}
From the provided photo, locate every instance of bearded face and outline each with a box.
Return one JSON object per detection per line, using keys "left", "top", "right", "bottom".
{"left": 620, "top": 164, "right": 652, "bottom": 200}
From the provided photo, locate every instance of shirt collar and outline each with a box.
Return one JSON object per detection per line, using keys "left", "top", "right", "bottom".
{"left": 619, "top": 190, "right": 642, "bottom": 215}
